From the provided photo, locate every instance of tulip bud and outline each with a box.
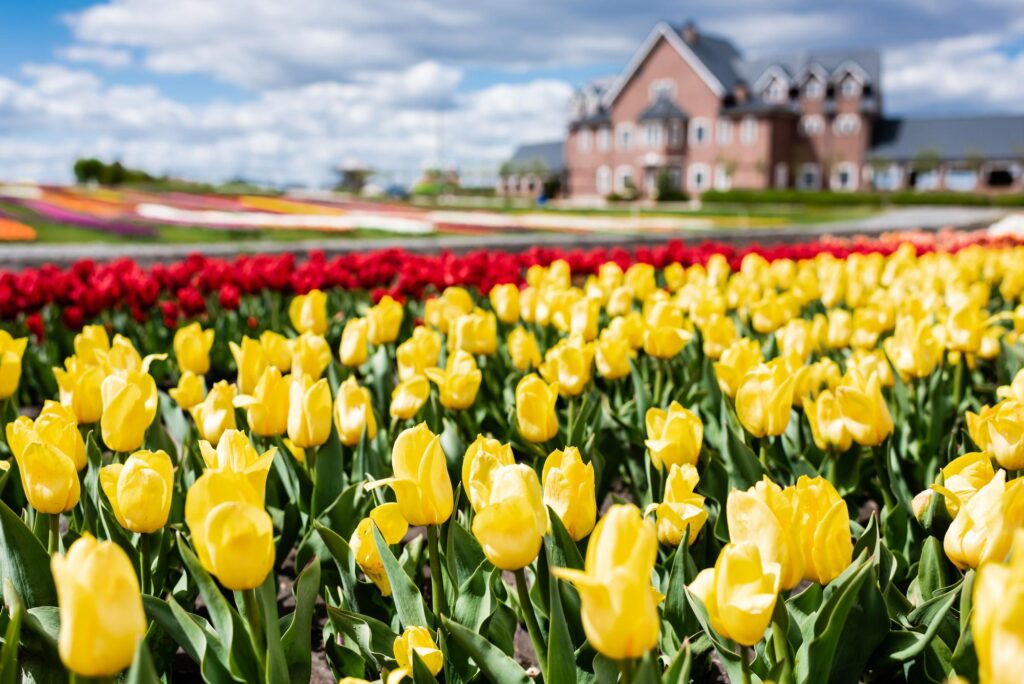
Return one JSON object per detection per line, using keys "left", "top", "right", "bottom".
{"left": 539, "top": 338, "right": 593, "bottom": 397}
{"left": 700, "top": 314, "right": 738, "bottom": 360}
{"left": 805, "top": 390, "right": 853, "bottom": 453}
{"left": 170, "top": 370, "right": 206, "bottom": 410}
{"left": 367, "top": 295, "right": 404, "bottom": 345}
{"left": 397, "top": 326, "right": 442, "bottom": 381}
{"left": 383, "top": 423, "right": 453, "bottom": 526}
{"left": 199, "top": 429, "right": 276, "bottom": 502}
{"left": 287, "top": 375, "right": 333, "bottom": 448}
{"left": 73, "top": 325, "right": 110, "bottom": 365}
{"left": 390, "top": 375, "right": 430, "bottom": 420}
{"left": 7, "top": 400, "right": 86, "bottom": 471}
{"left": 340, "top": 317, "right": 369, "bottom": 367}
{"left": 53, "top": 355, "right": 104, "bottom": 423}
{"left": 462, "top": 435, "right": 515, "bottom": 513}
{"left": 516, "top": 374, "right": 559, "bottom": 443}
{"left": 643, "top": 320, "right": 691, "bottom": 359}
{"left": 393, "top": 626, "right": 443, "bottom": 679}
{"left": 0, "top": 330, "right": 28, "bottom": 399}
{"left": 472, "top": 464, "right": 548, "bottom": 570}
{"left": 835, "top": 369, "right": 893, "bottom": 447}
{"left": 350, "top": 503, "right": 410, "bottom": 596}
{"left": 793, "top": 476, "right": 853, "bottom": 584}
{"left": 542, "top": 446, "right": 596, "bottom": 541}
{"left": 173, "top": 322, "right": 215, "bottom": 375}
{"left": 5, "top": 428, "right": 81, "bottom": 513}
{"left": 689, "top": 542, "right": 781, "bottom": 647}
{"left": 290, "top": 332, "right": 332, "bottom": 380}
{"left": 653, "top": 463, "right": 707, "bottom": 547}
{"left": 570, "top": 297, "right": 602, "bottom": 342}
{"left": 260, "top": 330, "right": 294, "bottom": 371}
{"left": 229, "top": 336, "right": 269, "bottom": 395}
{"left": 425, "top": 350, "right": 482, "bottom": 410}
{"left": 51, "top": 534, "right": 146, "bottom": 677}
{"left": 448, "top": 309, "right": 498, "bottom": 356}
{"left": 713, "top": 338, "right": 763, "bottom": 399}
{"left": 489, "top": 283, "right": 520, "bottom": 324}
{"left": 335, "top": 376, "right": 377, "bottom": 446}
{"left": 190, "top": 380, "right": 237, "bottom": 446}
{"left": 884, "top": 315, "right": 942, "bottom": 380}
{"left": 727, "top": 477, "right": 804, "bottom": 590}
{"left": 185, "top": 469, "right": 275, "bottom": 590}
{"left": 598, "top": 261, "right": 624, "bottom": 293}
{"left": 289, "top": 288, "right": 328, "bottom": 335}
{"left": 595, "top": 330, "right": 631, "bottom": 380}
{"left": 644, "top": 401, "right": 703, "bottom": 470}
{"left": 100, "top": 450, "right": 173, "bottom": 533}
{"left": 735, "top": 359, "right": 795, "bottom": 438}
{"left": 624, "top": 263, "right": 656, "bottom": 300}
{"left": 792, "top": 358, "right": 841, "bottom": 408}
{"left": 101, "top": 370, "right": 159, "bottom": 453}
{"left": 234, "top": 365, "right": 289, "bottom": 437}
{"left": 507, "top": 327, "right": 541, "bottom": 372}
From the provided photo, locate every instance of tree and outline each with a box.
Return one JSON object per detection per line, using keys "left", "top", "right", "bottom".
{"left": 912, "top": 149, "right": 941, "bottom": 173}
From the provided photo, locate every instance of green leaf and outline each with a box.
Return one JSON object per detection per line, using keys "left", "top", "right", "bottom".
{"left": 325, "top": 606, "right": 395, "bottom": 670}
{"left": 546, "top": 569, "right": 577, "bottom": 684}
{"left": 452, "top": 561, "right": 497, "bottom": 633}
{"left": 0, "top": 580, "right": 25, "bottom": 684}
{"left": 441, "top": 616, "right": 531, "bottom": 684}
{"left": 282, "top": 558, "right": 321, "bottom": 684}
{"left": 372, "top": 524, "right": 430, "bottom": 629}
{"left": 718, "top": 397, "right": 766, "bottom": 489}
{"left": 142, "top": 595, "right": 237, "bottom": 684}
{"left": 124, "top": 638, "right": 160, "bottom": 684}
{"left": 684, "top": 586, "right": 746, "bottom": 682}
{"left": 0, "top": 499, "right": 56, "bottom": 609}
{"left": 664, "top": 531, "right": 698, "bottom": 638}
{"left": 545, "top": 506, "right": 585, "bottom": 572}
{"left": 886, "top": 586, "right": 959, "bottom": 662}
{"left": 412, "top": 649, "right": 441, "bottom": 684}
{"left": 910, "top": 537, "right": 952, "bottom": 604}
{"left": 258, "top": 573, "right": 290, "bottom": 684}
{"left": 311, "top": 430, "right": 346, "bottom": 517}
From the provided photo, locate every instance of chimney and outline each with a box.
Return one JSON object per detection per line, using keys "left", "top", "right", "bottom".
{"left": 733, "top": 81, "right": 749, "bottom": 104}
{"left": 682, "top": 20, "right": 698, "bottom": 45}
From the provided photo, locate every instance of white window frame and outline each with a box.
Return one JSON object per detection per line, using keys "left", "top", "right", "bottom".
{"left": 831, "top": 162, "right": 858, "bottom": 191}
{"left": 597, "top": 127, "right": 611, "bottom": 152}
{"left": 800, "top": 114, "right": 824, "bottom": 137}
{"left": 688, "top": 163, "right": 711, "bottom": 192}
{"left": 716, "top": 119, "right": 733, "bottom": 145}
{"left": 774, "top": 162, "right": 789, "bottom": 188}
{"left": 616, "top": 123, "right": 634, "bottom": 151}
{"left": 766, "top": 77, "right": 788, "bottom": 103}
{"left": 740, "top": 116, "right": 757, "bottom": 145}
{"left": 804, "top": 77, "right": 824, "bottom": 100}
{"left": 689, "top": 118, "right": 710, "bottom": 146}
{"left": 577, "top": 128, "right": 592, "bottom": 152}
{"left": 840, "top": 77, "right": 861, "bottom": 98}
{"left": 714, "top": 163, "right": 732, "bottom": 191}
{"left": 614, "top": 165, "right": 634, "bottom": 193}
{"left": 643, "top": 122, "right": 664, "bottom": 147}
{"left": 833, "top": 113, "right": 860, "bottom": 136}
{"left": 649, "top": 79, "right": 676, "bottom": 102}
{"left": 797, "top": 163, "right": 821, "bottom": 190}
{"left": 596, "top": 166, "right": 611, "bottom": 195}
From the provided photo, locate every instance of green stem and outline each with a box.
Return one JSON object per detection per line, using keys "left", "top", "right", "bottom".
{"left": 139, "top": 533, "right": 151, "bottom": 595}
{"left": 618, "top": 657, "right": 636, "bottom": 683}
{"left": 242, "top": 588, "right": 266, "bottom": 665}
{"left": 772, "top": 619, "right": 793, "bottom": 684}
{"left": 514, "top": 567, "right": 548, "bottom": 682}
{"left": 871, "top": 444, "right": 895, "bottom": 510}
{"left": 740, "top": 646, "right": 752, "bottom": 684}
{"left": 426, "top": 525, "right": 449, "bottom": 618}
{"left": 952, "top": 357, "right": 965, "bottom": 412}
{"left": 653, "top": 361, "right": 665, "bottom": 406}
{"left": 566, "top": 397, "right": 576, "bottom": 440}
{"left": 47, "top": 514, "right": 60, "bottom": 555}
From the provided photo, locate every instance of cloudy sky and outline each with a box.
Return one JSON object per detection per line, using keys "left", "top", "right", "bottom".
{"left": 1, "top": 0, "right": 1023, "bottom": 187}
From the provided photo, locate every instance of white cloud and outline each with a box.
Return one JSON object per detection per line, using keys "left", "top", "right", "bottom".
{"left": 59, "top": 45, "right": 132, "bottom": 69}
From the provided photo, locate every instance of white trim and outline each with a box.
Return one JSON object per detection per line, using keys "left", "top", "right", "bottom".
{"left": 714, "top": 163, "right": 732, "bottom": 191}
{"left": 616, "top": 122, "right": 634, "bottom": 150}
{"left": 831, "top": 60, "right": 870, "bottom": 84}
{"left": 688, "top": 163, "right": 711, "bottom": 192}
{"left": 800, "top": 114, "right": 824, "bottom": 137}
{"left": 577, "top": 129, "right": 592, "bottom": 152}
{"left": 716, "top": 118, "right": 733, "bottom": 145}
{"left": 603, "top": 22, "right": 725, "bottom": 105}
{"left": 797, "top": 63, "right": 830, "bottom": 86}
{"left": 752, "top": 65, "right": 792, "bottom": 93}
{"left": 833, "top": 113, "right": 860, "bottom": 136}
{"left": 740, "top": 116, "right": 758, "bottom": 145}
{"left": 597, "top": 127, "right": 611, "bottom": 152}
{"left": 596, "top": 165, "right": 612, "bottom": 195}
{"left": 797, "top": 163, "right": 821, "bottom": 190}
{"left": 831, "top": 162, "right": 859, "bottom": 191}
{"left": 614, "top": 165, "right": 635, "bottom": 193}
{"left": 803, "top": 75, "right": 825, "bottom": 100}
{"left": 689, "top": 118, "right": 711, "bottom": 146}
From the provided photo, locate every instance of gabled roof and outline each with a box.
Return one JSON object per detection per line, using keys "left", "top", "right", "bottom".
{"left": 869, "top": 116, "right": 1024, "bottom": 161}
{"left": 638, "top": 96, "right": 688, "bottom": 122}
{"left": 506, "top": 141, "right": 566, "bottom": 173}
{"left": 739, "top": 49, "right": 881, "bottom": 90}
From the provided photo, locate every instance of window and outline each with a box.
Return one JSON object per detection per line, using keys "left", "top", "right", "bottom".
{"left": 714, "top": 163, "right": 732, "bottom": 191}
{"left": 740, "top": 116, "right": 757, "bottom": 145}
{"left": 506, "top": 175, "right": 518, "bottom": 193}
{"left": 766, "top": 77, "right": 788, "bottom": 102}
{"left": 804, "top": 77, "right": 824, "bottom": 100}
{"left": 669, "top": 120, "right": 682, "bottom": 146}
{"left": 798, "top": 163, "right": 821, "bottom": 190}
{"left": 616, "top": 123, "right": 633, "bottom": 150}
{"left": 774, "top": 162, "right": 789, "bottom": 188}
{"left": 800, "top": 115, "right": 824, "bottom": 137}
{"left": 667, "top": 166, "right": 682, "bottom": 190}
{"left": 596, "top": 166, "right": 611, "bottom": 195}
{"left": 577, "top": 129, "right": 592, "bottom": 152}
{"left": 614, "top": 165, "right": 634, "bottom": 193}
{"left": 688, "top": 163, "right": 710, "bottom": 192}
{"left": 716, "top": 119, "right": 733, "bottom": 145}
{"left": 833, "top": 114, "right": 860, "bottom": 136}
{"left": 832, "top": 162, "right": 858, "bottom": 191}
{"left": 872, "top": 164, "right": 902, "bottom": 191}
{"left": 840, "top": 77, "right": 861, "bottom": 98}
{"left": 597, "top": 127, "right": 611, "bottom": 152}
{"left": 649, "top": 79, "right": 676, "bottom": 102}
{"left": 643, "top": 123, "right": 664, "bottom": 147}
{"left": 689, "top": 118, "right": 710, "bottom": 146}
{"left": 946, "top": 168, "right": 979, "bottom": 192}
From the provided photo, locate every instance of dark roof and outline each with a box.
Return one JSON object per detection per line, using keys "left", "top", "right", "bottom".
{"left": 721, "top": 101, "right": 797, "bottom": 116}
{"left": 738, "top": 49, "right": 881, "bottom": 88}
{"left": 869, "top": 116, "right": 1024, "bottom": 161}
{"left": 638, "top": 96, "right": 688, "bottom": 122}
{"left": 677, "top": 27, "right": 744, "bottom": 91}
{"left": 506, "top": 141, "right": 565, "bottom": 173}
{"left": 575, "top": 109, "right": 611, "bottom": 126}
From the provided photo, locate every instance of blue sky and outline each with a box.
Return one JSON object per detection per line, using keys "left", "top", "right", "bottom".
{"left": 1, "top": 0, "right": 1022, "bottom": 185}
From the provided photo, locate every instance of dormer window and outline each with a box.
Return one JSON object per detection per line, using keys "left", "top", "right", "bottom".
{"left": 840, "top": 77, "right": 861, "bottom": 98}
{"left": 649, "top": 79, "right": 676, "bottom": 103}
{"left": 804, "top": 77, "right": 824, "bottom": 100}
{"left": 766, "top": 77, "right": 788, "bottom": 103}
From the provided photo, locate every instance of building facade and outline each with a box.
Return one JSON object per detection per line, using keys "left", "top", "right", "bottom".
{"left": 550, "top": 21, "right": 1023, "bottom": 199}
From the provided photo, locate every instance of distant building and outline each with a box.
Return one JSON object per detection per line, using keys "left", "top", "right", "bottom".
{"left": 552, "top": 20, "right": 1024, "bottom": 198}
{"left": 497, "top": 141, "right": 566, "bottom": 198}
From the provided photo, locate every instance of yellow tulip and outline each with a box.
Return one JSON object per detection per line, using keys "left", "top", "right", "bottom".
{"left": 282, "top": 438, "right": 305, "bottom": 464}
{"left": 335, "top": 376, "right": 377, "bottom": 446}
{"left": 539, "top": 338, "right": 593, "bottom": 397}
{"left": 393, "top": 626, "right": 443, "bottom": 679}
{"left": 508, "top": 327, "right": 541, "bottom": 371}
{"left": 688, "top": 542, "right": 780, "bottom": 647}
{"left": 233, "top": 365, "right": 290, "bottom": 437}
{"left": 5, "top": 419, "right": 81, "bottom": 514}
{"left": 170, "top": 370, "right": 206, "bottom": 410}
{"left": 289, "top": 288, "right": 328, "bottom": 335}
{"left": 727, "top": 477, "right": 804, "bottom": 590}
{"left": 350, "top": 503, "right": 410, "bottom": 596}
{"left": 792, "top": 358, "right": 841, "bottom": 408}
{"left": 835, "top": 369, "right": 893, "bottom": 447}
{"left": 945, "top": 304, "right": 986, "bottom": 353}
{"left": 516, "top": 374, "right": 559, "bottom": 443}
{"left": 173, "top": 322, "right": 214, "bottom": 375}
{"left": 793, "top": 476, "right": 852, "bottom": 584}
{"left": 967, "top": 401, "right": 1024, "bottom": 470}
{"left": 53, "top": 355, "right": 104, "bottom": 423}
{"left": 425, "top": 350, "right": 482, "bottom": 410}
{"left": 397, "top": 326, "right": 442, "bottom": 380}
{"left": 776, "top": 319, "right": 815, "bottom": 362}
{"left": 382, "top": 423, "right": 453, "bottom": 526}
{"left": 643, "top": 315, "right": 691, "bottom": 360}
{"left": 340, "top": 317, "right": 369, "bottom": 367}
{"left": 199, "top": 429, "right": 276, "bottom": 502}
{"left": 489, "top": 283, "right": 520, "bottom": 324}
{"left": 945, "top": 470, "right": 1024, "bottom": 570}
{"left": 390, "top": 375, "right": 430, "bottom": 420}
{"left": 653, "top": 463, "right": 707, "bottom": 547}
{"left": 448, "top": 309, "right": 498, "bottom": 356}
{"left": 472, "top": 464, "right": 548, "bottom": 570}
{"left": 972, "top": 531, "right": 1024, "bottom": 684}
{"left": 367, "top": 295, "right": 404, "bottom": 345}
{"left": 624, "top": 263, "right": 656, "bottom": 300}
{"left": 462, "top": 435, "right": 515, "bottom": 513}
{"left": 99, "top": 334, "right": 165, "bottom": 375}
{"left": 996, "top": 368, "right": 1024, "bottom": 402}
{"left": 185, "top": 469, "right": 275, "bottom": 590}
{"left": 190, "top": 380, "right": 237, "bottom": 446}
{"left": 595, "top": 330, "right": 631, "bottom": 380}
{"left": 606, "top": 286, "right": 634, "bottom": 317}
{"left": 0, "top": 330, "right": 27, "bottom": 399}
{"left": 805, "top": 390, "right": 853, "bottom": 453}
{"left": 6, "top": 400, "right": 86, "bottom": 471}
{"left": 714, "top": 338, "right": 763, "bottom": 398}
{"left": 100, "top": 450, "right": 173, "bottom": 533}
{"left": 571, "top": 297, "right": 602, "bottom": 342}
{"left": 287, "top": 375, "right": 333, "bottom": 449}
{"left": 229, "top": 336, "right": 269, "bottom": 395}
{"left": 290, "top": 332, "right": 332, "bottom": 380}
{"left": 260, "top": 330, "right": 294, "bottom": 371}
{"left": 644, "top": 401, "right": 703, "bottom": 470}
{"left": 608, "top": 311, "right": 644, "bottom": 349}
{"left": 51, "top": 534, "right": 146, "bottom": 677}
{"left": 883, "top": 316, "right": 942, "bottom": 380}
{"left": 425, "top": 286, "right": 474, "bottom": 333}
{"left": 542, "top": 447, "right": 597, "bottom": 541}
{"left": 73, "top": 325, "right": 110, "bottom": 365}
{"left": 700, "top": 314, "right": 738, "bottom": 360}
{"left": 552, "top": 505, "right": 661, "bottom": 660}
{"left": 598, "top": 261, "right": 624, "bottom": 293}
{"left": 929, "top": 451, "right": 996, "bottom": 518}
{"left": 100, "top": 371, "right": 158, "bottom": 453}
{"left": 735, "top": 359, "right": 795, "bottom": 438}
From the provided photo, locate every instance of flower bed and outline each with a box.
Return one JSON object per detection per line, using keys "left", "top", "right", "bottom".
{"left": 0, "top": 230, "right": 1023, "bottom": 683}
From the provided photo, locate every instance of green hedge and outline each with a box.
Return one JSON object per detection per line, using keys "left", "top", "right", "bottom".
{"left": 700, "top": 188, "right": 1024, "bottom": 207}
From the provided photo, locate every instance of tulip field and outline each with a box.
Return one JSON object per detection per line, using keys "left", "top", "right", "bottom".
{"left": 2, "top": 231, "right": 1024, "bottom": 684}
